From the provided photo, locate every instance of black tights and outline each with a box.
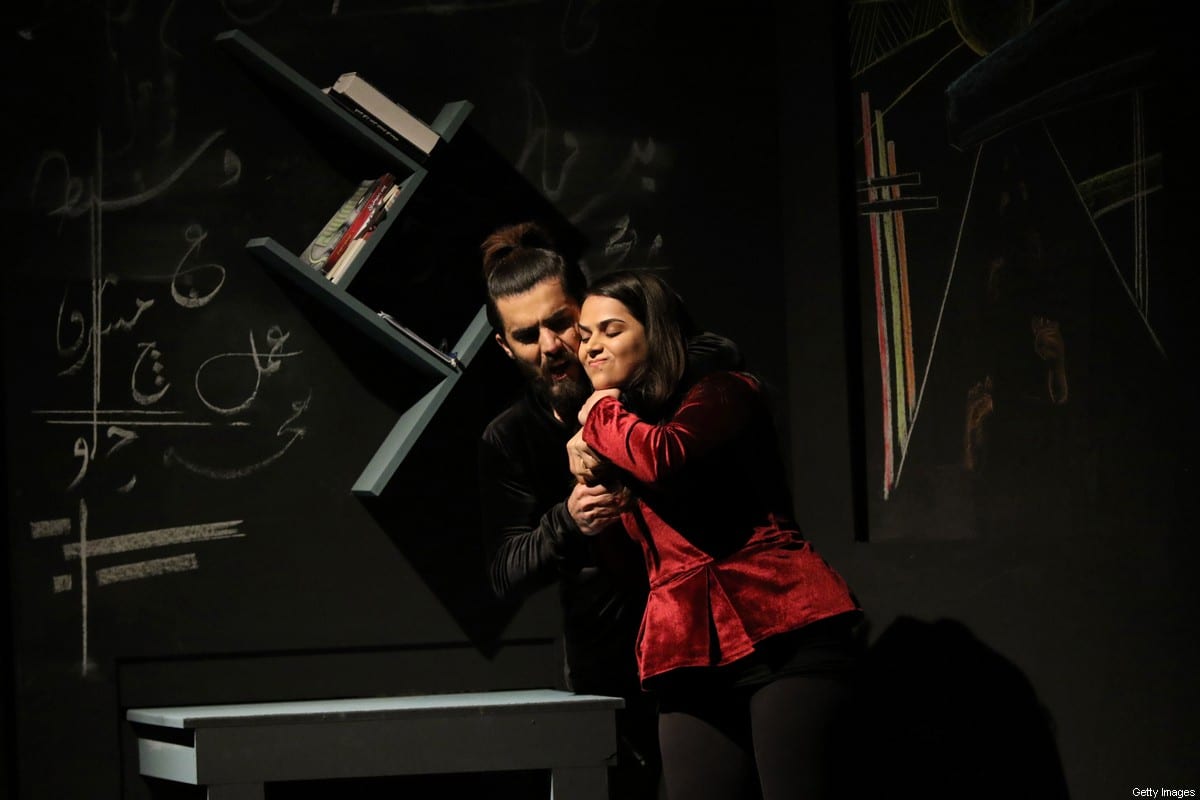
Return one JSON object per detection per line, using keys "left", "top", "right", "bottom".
{"left": 657, "top": 673, "right": 852, "bottom": 800}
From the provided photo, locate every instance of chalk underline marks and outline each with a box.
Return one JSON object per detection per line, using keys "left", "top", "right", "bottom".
{"left": 60, "top": 518, "right": 245, "bottom": 560}
{"left": 33, "top": 511, "right": 245, "bottom": 592}
{"left": 31, "top": 504, "right": 247, "bottom": 676}
{"left": 34, "top": 409, "right": 251, "bottom": 427}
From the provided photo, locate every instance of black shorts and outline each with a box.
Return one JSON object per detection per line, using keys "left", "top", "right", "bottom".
{"left": 651, "top": 611, "right": 864, "bottom": 712}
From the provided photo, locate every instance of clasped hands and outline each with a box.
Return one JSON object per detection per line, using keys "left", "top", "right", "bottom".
{"left": 568, "top": 387, "right": 621, "bottom": 482}
{"left": 567, "top": 388, "right": 627, "bottom": 536}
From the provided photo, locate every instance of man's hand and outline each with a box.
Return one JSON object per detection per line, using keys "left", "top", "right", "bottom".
{"left": 567, "top": 428, "right": 607, "bottom": 485}
{"left": 567, "top": 480, "right": 631, "bottom": 536}
{"left": 577, "top": 388, "right": 621, "bottom": 425}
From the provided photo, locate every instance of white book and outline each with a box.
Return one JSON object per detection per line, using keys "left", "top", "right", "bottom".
{"left": 327, "top": 72, "right": 440, "bottom": 156}
{"left": 326, "top": 237, "right": 366, "bottom": 284}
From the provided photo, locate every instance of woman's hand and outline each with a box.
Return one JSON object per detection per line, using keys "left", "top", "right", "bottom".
{"left": 577, "top": 388, "right": 621, "bottom": 425}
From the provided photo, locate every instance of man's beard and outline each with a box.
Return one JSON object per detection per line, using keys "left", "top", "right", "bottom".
{"left": 521, "top": 359, "right": 591, "bottom": 426}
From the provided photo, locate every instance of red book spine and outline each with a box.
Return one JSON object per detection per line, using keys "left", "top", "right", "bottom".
{"left": 321, "top": 173, "right": 396, "bottom": 274}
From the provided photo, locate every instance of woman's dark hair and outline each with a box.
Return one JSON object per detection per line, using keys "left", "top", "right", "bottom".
{"left": 584, "top": 268, "right": 698, "bottom": 416}
{"left": 480, "top": 221, "right": 587, "bottom": 331}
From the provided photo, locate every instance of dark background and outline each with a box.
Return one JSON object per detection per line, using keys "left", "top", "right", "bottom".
{"left": 2, "top": 1, "right": 1195, "bottom": 799}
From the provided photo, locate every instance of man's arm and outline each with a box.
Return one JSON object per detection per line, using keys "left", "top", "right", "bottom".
{"left": 478, "top": 435, "right": 625, "bottom": 600}
{"left": 479, "top": 434, "right": 585, "bottom": 600}
{"left": 685, "top": 331, "right": 744, "bottom": 378}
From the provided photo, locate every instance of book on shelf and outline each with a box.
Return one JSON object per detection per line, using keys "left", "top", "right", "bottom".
{"left": 325, "top": 72, "right": 441, "bottom": 157}
{"left": 325, "top": 238, "right": 366, "bottom": 284}
{"left": 326, "top": 182, "right": 401, "bottom": 284}
{"left": 301, "top": 178, "right": 376, "bottom": 272}
{"left": 377, "top": 310, "right": 461, "bottom": 370}
{"left": 320, "top": 172, "right": 396, "bottom": 278}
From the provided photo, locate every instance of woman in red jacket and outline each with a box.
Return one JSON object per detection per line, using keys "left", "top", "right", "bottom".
{"left": 568, "top": 269, "right": 863, "bottom": 800}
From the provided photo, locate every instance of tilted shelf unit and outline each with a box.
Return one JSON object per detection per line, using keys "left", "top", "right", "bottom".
{"left": 216, "top": 29, "right": 491, "bottom": 497}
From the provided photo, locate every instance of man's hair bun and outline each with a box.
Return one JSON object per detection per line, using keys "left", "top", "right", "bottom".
{"left": 481, "top": 221, "right": 556, "bottom": 277}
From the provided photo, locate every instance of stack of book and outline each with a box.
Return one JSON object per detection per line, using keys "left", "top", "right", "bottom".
{"left": 302, "top": 172, "right": 399, "bottom": 283}
{"left": 324, "top": 72, "right": 441, "bottom": 160}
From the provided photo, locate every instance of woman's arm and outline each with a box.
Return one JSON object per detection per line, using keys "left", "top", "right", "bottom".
{"left": 580, "top": 371, "right": 759, "bottom": 486}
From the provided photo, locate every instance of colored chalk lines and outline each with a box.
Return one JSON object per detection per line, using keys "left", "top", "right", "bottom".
{"left": 27, "top": 131, "right": 312, "bottom": 674}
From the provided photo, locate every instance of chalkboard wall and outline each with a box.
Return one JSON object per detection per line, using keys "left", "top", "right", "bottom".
{"left": 2, "top": 2, "right": 785, "bottom": 798}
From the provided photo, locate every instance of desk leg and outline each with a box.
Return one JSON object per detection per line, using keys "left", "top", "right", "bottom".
{"left": 550, "top": 766, "right": 608, "bottom": 800}
{"left": 206, "top": 783, "right": 264, "bottom": 800}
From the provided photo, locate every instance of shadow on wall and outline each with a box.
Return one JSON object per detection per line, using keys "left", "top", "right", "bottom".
{"left": 837, "top": 616, "right": 1069, "bottom": 799}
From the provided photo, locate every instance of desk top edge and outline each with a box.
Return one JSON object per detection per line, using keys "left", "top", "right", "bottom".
{"left": 126, "top": 689, "right": 625, "bottom": 729}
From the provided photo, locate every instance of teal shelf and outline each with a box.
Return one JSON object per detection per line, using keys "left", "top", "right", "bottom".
{"left": 352, "top": 306, "right": 492, "bottom": 496}
{"left": 216, "top": 29, "right": 425, "bottom": 175}
{"left": 218, "top": 29, "right": 488, "bottom": 497}
{"left": 244, "top": 236, "right": 458, "bottom": 380}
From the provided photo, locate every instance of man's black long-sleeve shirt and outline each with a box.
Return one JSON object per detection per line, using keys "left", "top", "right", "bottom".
{"left": 479, "top": 384, "right": 647, "bottom": 697}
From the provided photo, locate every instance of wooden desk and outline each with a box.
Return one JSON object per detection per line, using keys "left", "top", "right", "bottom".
{"left": 127, "top": 689, "right": 623, "bottom": 799}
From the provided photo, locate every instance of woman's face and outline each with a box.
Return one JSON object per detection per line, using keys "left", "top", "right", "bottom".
{"left": 578, "top": 294, "right": 648, "bottom": 391}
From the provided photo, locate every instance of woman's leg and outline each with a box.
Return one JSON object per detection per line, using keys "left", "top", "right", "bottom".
{"left": 748, "top": 674, "right": 853, "bottom": 800}
{"left": 658, "top": 693, "right": 757, "bottom": 800}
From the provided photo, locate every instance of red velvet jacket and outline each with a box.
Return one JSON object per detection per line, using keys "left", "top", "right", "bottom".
{"left": 582, "top": 370, "right": 859, "bottom": 683}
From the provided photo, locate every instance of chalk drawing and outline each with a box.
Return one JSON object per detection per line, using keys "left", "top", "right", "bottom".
{"left": 132, "top": 342, "right": 171, "bottom": 405}
{"left": 561, "top": 0, "right": 604, "bottom": 55}
{"left": 193, "top": 327, "right": 303, "bottom": 415}
{"left": 36, "top": 410, "right": 250, "bottom": 428}
{"left": 31, "top": 518, "right": 72, "bottom": 539}
{"left": 21, "top": 3, "right": 309, "bottom": 682}
{"left": 32, "top": 500, "right": 247, "bottom": 674}
{"left": 514, "top": 83, "right": 580, "bottom": 204}
{"left": 67, "top": 438, "right": 90, "bottom": 492}
{"left": 62, "top": 519, "right": 244, "bottom": 559}
{"left": 34, "top": 133, "right": 310, "bottom": 493}
{"left": 163, "top": 390, "right": 311, "bottom": 479}
{"left": 80, "top": 499, "right": 88, "bottom": 673}
{"left": 220, "top": 0, "right": 290, "bottom": 26}
{"left": 95, "top": 554, "right": 200, "bottom": 586}
{"left": 34, "top": 131, "right": 228, "bottom": 219}
{"left": 170, "top": 224, "right": 226, "bottom": 309}
{"left": 567, "top": 138, "right": 657, "bottom": 227}
{"left": 314, "top": 0, "right": 542, "bottom": 21}
{"left": 515, "top": 80, "right": 665, "bottom": 267}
